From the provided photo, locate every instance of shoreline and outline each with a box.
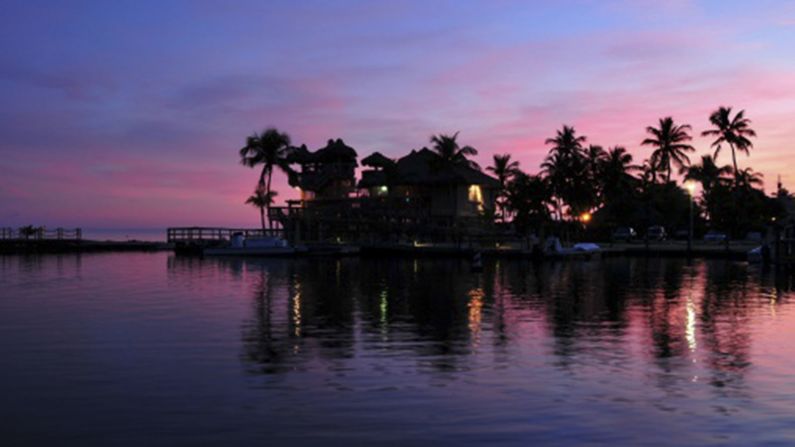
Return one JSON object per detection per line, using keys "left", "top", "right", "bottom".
{"left": 0, "top": 239, "right": 172, "bottom": 254}
{"left": 0, "top": 238, "right": 758, "bottom": 261}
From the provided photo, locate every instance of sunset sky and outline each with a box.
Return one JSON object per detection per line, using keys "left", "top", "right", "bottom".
{"left": 2, "top": 0, "right": 795, "bottom": 228}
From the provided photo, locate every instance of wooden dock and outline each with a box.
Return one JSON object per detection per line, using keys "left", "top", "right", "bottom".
{"left": 1, "top": 226, "right": 170, "bottom": 253}
{"left": 1, "top": 227, "right": 82, "bottom": 241}
{"left": 167, "top": 227, "right": 285, "bottom": 254}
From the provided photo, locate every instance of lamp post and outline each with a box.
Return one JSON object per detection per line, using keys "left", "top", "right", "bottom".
{"left": 685, "top": 181, "right": 696, "bottom": 255}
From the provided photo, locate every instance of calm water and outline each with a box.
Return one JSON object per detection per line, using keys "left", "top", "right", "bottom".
{"left": 1, "top": 253, "right": 795, "bottom": 446}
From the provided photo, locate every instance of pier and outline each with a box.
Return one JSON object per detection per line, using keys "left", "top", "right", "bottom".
{"left": 0, "top": 227, "right": 170, "bottom": 254}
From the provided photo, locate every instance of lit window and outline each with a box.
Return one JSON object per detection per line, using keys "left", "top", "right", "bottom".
{"left": 468, "top": 184, "right": 483, "bottom": 203}
{"left": 468, "top": 184, "right": 484, "bottom": 213}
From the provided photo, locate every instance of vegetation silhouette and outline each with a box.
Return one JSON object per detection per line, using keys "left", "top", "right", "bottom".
{"left": 239, "top": 128, "right": 294, "bottom": 228}
{"left": 245, "top": 187, "right": 277, "bottom": 230}
{"left": 486, "top": 153, "right": 520, "bottom": 222}
{"left": 429, "top": 131, "right": 480, "bottom": 169}
{"left": 237, "top": 105, "right": 786, "bottom": 240}
{"left": 642, "top": 117, "right": 696, "bottom": 183}
{"left": 702, "top": 106, "right": 756, "bottom": 182}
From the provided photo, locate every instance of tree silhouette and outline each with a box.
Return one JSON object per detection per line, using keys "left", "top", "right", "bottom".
{"left": 239, "top": 128, "right": 294, "bottom": 227}
{"left": 599, "top": 146, "right": 638, "bottom": 201}
{"left": 545, "top": 125, "right": 586, "bottom": 159}
{"left": 505, "top": 172, "right": 551, "bottom": 233}
{"left": 683, "top": 155, "right": 732, "bottom": 193}
{"left": 541, "top": 125, "right": 588, "bottom": 220}
{"left": 487, "top": 153, "right": 520, "bottom": 221}
{"left": 682, "top": 155, "right": 732, "bottom": 222}
{"left": 735, "top": 167, "right": 763, "bottom": 189}
{"left": 701, "top": 107, "right": 756, "bottom": 182}
{"left": 585, "top": 144, "right": 608, "bottom": 204}
{"left": 641, "top": 117, "right": 695, "bottom": 183}
{"left": 429, "top": 132, "right": 479, "bottom": 169}
{"left": 245, "top": 187, "right": 278, "bottom": 230}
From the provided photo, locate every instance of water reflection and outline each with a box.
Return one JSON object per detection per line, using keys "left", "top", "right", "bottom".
{"left": 4, "top": 253, "right": 795, "bottom": 444}
{"left": 208, "top": 257, "right": 783, "bottom": 399}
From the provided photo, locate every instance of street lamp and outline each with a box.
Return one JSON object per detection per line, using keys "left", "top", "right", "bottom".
{"left": 685, "top": 180, "right": 697, "bottom": 255}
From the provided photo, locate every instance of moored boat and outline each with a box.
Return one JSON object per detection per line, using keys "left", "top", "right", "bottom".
{"left": 203, "top": 233, "right": 301, "bottom": 256}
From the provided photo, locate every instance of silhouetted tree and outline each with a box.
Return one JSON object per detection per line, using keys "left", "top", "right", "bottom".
{"left": 429, "top": 132, "right": 479, "bottom": 169}
{"left": 702, "top": 107, "right": 756, "bottom": 182}
{"left": 505, "top": 172, "right": 551, "bottom": 233}
{"left": 683, "top": 155, "right": 732, "bottom": 222}
{"left": 641, "top": 117, "right": 695, "bottom": 183}
{"left": 239, "top": 127, "right": 294, "bottom": 226}
{"left": 735, "top": 167, "right": 763, "bottom": 189}
{"left": 640, "top": 158, "right": 661, "bottom": 186}
{"left": 595, "top": 146, "right": 639, "bottom": 225}
{"left": 245, "top": 187, "right": 277, "bottom": 230}
{"left": 683, "top": 155, "right": 732, "bottom": 193}
{"left": 585, "top": 144, "right": 608, "bottom": 206}
{"left": 487, "top": 153, "right": 520, "bottom": 221}
{"left": 545, "top": 125, "right": 586, "bottom": 159}
{"left": 541, "top": 125, "right": 589, "bottom": 220}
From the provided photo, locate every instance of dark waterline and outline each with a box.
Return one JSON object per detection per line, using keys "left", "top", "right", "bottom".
{"left": 1, "top": 253, "right": 794, "bottom": 446}
{"left": 82, "top": 228, "right": 166, "bottom": 242}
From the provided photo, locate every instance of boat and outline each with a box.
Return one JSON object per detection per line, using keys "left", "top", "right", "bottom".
{"left": 203, "top": 233, "right": 301, "bottom": 257}
{"left": 543, "top": 237, "right": 601, "bottom": 259}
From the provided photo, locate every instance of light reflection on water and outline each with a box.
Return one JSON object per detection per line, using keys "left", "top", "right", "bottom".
{"left": 1, "top": 253, "right": 795, "bottom": 446}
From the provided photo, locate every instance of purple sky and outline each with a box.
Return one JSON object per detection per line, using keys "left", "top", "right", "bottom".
{"left": 2, "top": 0, "right": 795, "bottom": 228}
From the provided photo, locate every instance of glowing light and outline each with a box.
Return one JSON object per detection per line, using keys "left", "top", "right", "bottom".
{"left": 685, "top": 180, "right": 697, "bottom": 196}
{"left": 686, "top": 297, "right": 697, "bottom": 353}
{"left": 580, "top": 212, "right": 592, "bottom": 223}
{"left": 379, "top": 290, "right": 388, "bottom": 325}
{"left": 468, "top": 184, "right": 483, "bottom": 203}
{"left": 467, "top": 287, "right": 485, "bottom": 346}
{"left": 292, "top": 283, "right": 302, "bottom": 337}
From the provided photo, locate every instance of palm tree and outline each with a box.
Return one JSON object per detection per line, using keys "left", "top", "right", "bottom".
{"left": 429, "top": 132, "right": 479, "bottom": 169}
{"left": 585, "top": 144, "right": 608, "bottom": 203}
{"left": 487, "top": 154, "right": 520, "bottom": 222}
{"left": 683, "top": 155, "right": 732, "bottom": 193}
{"left": 545, "top": 125, "right": 586, "bottom": 159}
{"left": 639, "top": 158, "right": 660, "bottom": 187}
{"left": 701, "top": 106, "right": 756, "bottom": 181}
{"left": 239, "top": 127, "right": 294, "bottom": 226}
{"left": 487, "top": 154, "right": 520, "bottom": 188}
{"left": 641, "top": 117, "right": 695, "bottom": 183}
{"left": 505, "top": 172, "right": 551, "bottom": 232}
{"left": 541, "top": 125, "right": 588, "bottom": 219}
{"left": 735, "top": 167, "right": 763, "bottom": 189}
{"left": 540, "top": 150, "right": 568, "bottom": 221}
{"left": 599, "top": 146, "right": 638, "bottom": 198}
{"left": 245, "top": 187, "right": 277, "bottom": 230}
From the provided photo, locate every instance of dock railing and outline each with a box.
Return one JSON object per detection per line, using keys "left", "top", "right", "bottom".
{"left": 167, "top": 227, "right": 284, "bottom": 243}
{"left": 1, "top": 227, "right": 82, "bottom": 241}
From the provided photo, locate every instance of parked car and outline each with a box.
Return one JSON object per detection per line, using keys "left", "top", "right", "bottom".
{"left": 704, "top": 230, "right": 728, "bottom": 242}
{"left": 673, "top": 228, "right": 689, "bottom": 240}
{"left": 745, "top": 231, "right": 763, "bottom": 242}
{"left": 612, "top": 227, "right": 637, "bottom": 241}
{"left": 647, "top": 225, "right": 667, "bottom": 241}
